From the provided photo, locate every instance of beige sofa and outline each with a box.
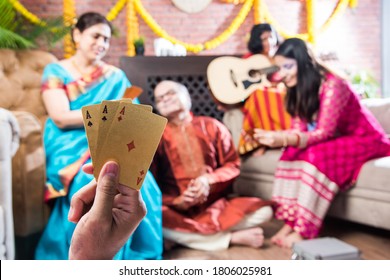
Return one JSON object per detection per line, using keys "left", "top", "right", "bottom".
{"left": 224, "top": 98, "right": 390, "bottom": 231}
{"left": 118, "top": 55, "right": 390, "bottom": 232}
{"left": 0, "top": 49, "right": 57, "bottom": 259}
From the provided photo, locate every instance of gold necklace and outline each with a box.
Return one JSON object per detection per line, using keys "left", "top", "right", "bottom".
{"left": 71, "top": 58, "right": 97, "bottom": 78}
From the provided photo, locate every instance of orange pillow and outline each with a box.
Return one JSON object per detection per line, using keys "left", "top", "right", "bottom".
{"left": 238, "top": 87, "right": 291, "bottom": 155}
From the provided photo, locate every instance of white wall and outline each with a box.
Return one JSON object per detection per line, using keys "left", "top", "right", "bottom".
{"left": 382, "top": 0, "right": 390, "bottom": 97}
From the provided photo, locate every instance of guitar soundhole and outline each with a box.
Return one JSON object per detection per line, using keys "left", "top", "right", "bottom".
{"left": 248, "top": 69, "right": 258, "bottom": 78}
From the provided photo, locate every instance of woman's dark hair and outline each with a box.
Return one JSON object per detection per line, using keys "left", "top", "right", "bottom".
{"left": 275, "top": 38, "right": 325, "bottom": 122}
{"left": 74, "top": 12, "right": 113, "bottom": 34}
{"left": 247, "top": 23, "right": 279, "bottom": 54}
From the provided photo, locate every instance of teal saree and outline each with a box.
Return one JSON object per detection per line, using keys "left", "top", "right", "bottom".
{"left": 35, "top": 63, "right": 163, "bottom": 260}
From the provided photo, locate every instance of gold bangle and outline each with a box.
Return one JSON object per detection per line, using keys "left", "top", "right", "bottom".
{"left": 293, "top": 132, "right": 301, "bottom": 147}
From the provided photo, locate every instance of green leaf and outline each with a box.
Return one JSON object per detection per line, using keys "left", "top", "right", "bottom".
{"left": 17, "top": 17, "right": 70, "bottom": 48}
{"left": 0, "top": 0, "right": 18, "bottom": 31}
{"left": 0, "top": 0, "right": 69, "bottom": 50}
{"left": 0, "top": 26, "right": 35, "bottom": 49}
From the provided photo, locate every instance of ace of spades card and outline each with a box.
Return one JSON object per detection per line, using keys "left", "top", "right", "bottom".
{"left": 84, "top": 101, "right": 167, "bottom": 190}
{"left": 81, "top": 104, "right": 101, "bottom": 164}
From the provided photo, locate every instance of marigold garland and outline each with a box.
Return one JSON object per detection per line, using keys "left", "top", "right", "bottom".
{"left": 260, "top": 0, "right": 357, "bottom": 42}
{"left": 9, "top": 0, "right": 359, "bottom": 54}
{"left": 261, "top": 0, "right": 308, "bottom": 40}
{"left": 133, "top": 0, "right": 202, "bottom": 53}
{"left": 134, "top": 0, "right": 254, "bottom": 53}
{"left": 126, "top": 0, "right": 139, "bottom": 56}
{"left": 320, "top": 0, "right": 353, "bottom": 33}
{"left": 220, "top": 0, "right": 245, "bottom": 4}
{"left": 106, "top": 0, "right": 127, "bottom": 21}
{"left": 8, "top": 0, "right": 45, "bottom": 25}
{"left": 253, "top": 0, "right": 263, "bottom": 24}
{"left": 204, "top": 0, "right": 254, "bottom": 50}
{"left": 306, "top": 0, "right": 315, "bottom": 44}
{"left": 63, "top": 0, "right": 76, "bottom": 57}
{"left": 349, "top": 0, "right": 358, "bottom": 8}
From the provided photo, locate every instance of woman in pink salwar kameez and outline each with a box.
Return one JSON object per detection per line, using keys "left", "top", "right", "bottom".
{"left": 253, "top": 38, "right": 390, "bottom": 248}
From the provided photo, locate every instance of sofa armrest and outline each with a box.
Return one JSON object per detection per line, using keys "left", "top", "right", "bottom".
{"left": 222, "top": 108, "right": 244, "bottom": 149}
{"left": 11, "top": 111, "right": 49, "bottom": 237}
{"left": 0, "top": 108, "right": 20, "bottom": 259}
{"left": 361, "top": 98, "right": 390, "bottom": 134}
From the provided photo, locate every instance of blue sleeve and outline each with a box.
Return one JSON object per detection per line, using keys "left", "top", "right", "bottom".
{"left": 41, "top": 63, "right": 69, "bottom": 83}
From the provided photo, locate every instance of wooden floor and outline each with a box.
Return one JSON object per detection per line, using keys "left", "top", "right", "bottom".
{"left": 163, "top": 217, "right": 390, "bottom": 260}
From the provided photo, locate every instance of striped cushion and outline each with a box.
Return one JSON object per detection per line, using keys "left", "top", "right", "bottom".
{"left": 238, "top": 87, "right": 291, "bottom": 155}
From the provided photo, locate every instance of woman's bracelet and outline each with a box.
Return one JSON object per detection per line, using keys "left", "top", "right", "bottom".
{"left": 293, "top": 132, "right": 301, "bottom": 147}
{"left": 282, "top": 132, "right": 300, "bottom": 148}
{"left": 282, "top": 132, "right": 288, "bottom": 147}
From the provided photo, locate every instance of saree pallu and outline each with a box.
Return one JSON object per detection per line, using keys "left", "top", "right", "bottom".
{"left": 35, "top": 63, "right": 163, "bottom": 260}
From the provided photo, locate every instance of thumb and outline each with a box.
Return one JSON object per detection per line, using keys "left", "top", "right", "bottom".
{"left": 90, "top": 161, "right": 119, "bottom": 220}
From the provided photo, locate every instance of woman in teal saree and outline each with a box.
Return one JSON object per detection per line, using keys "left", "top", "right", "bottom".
{"left": 35, "top": 12, "right": 162, "bottom": 260}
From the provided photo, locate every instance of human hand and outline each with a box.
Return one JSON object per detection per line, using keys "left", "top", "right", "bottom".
{"left": 241, "top": 129, "right": 260, "bottom": 145}
{"left": 173, "top": 177, "right": 210, "bottom": 210}
{"left": 172, "top": 192, "right": 195, "bottom": 210}
{"left": 68, "top": 161, "right": 146, "bottom": 260}
{"left": 253, "top": 129, "right": 284, "bottom": 148}
{"left": 188, "top": 176, "right": 210, "bottom": 204}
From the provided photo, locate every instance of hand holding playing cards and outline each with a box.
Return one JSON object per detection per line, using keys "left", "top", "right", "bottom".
{"left": 68, "top": 161, "right": 146, "bottom": 260}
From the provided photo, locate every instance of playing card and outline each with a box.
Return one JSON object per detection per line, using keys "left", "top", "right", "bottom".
{"left": 81, "top": 103, "right": 101, "bottom": 165}
{"left": 123, "top": 86, "right": 143, "bottom": 99}
{"left": 97, "top": 100, "right": 152, "bottom": 150}
{"left": 94, "top": 100, "right": 153, "bottom": 177}
{"left": 94, "top": 102, "right": 167, "bottom": 190}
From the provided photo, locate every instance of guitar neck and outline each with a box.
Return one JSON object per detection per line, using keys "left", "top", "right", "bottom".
{"left": 257, "top": 65, "right": 279, "bottom": 74}
{"left": 248, "top": 65, "right": 278, "bottom": 78}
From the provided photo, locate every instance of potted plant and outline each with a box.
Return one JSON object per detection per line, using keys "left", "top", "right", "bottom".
{"left": 349, "top": 70, "right": 380, "bottom": 99}
{"left": 133, "top": 37, "right": 145, "bottom": 56}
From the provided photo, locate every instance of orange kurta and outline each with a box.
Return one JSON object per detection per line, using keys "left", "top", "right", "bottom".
{"left": 151, "top": 115, "right": 271, "bottom": 234}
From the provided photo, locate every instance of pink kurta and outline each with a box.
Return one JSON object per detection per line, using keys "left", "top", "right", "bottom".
{"left": 273, "top": 73, "right": 390, "bottom": 238}
{"left": 151, "top": 115, "right": 271, "bottom": 234}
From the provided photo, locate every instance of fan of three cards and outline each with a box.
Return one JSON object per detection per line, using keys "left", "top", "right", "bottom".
{"left": 81, "top": 98, "right": 167, "bottom": 190}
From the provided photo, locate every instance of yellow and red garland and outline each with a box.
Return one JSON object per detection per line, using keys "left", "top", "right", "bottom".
{"left": 8, "top": 0, "right": 358, "bottom": 56}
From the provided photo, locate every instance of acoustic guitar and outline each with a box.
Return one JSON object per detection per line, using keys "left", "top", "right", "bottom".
{"left": 207, "top": 55, "right": 279, "bottom": 105}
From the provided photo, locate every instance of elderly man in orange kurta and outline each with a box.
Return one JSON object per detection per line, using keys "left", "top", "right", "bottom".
{"left": 151, "top": 80, "right": 273, "bottom": 251}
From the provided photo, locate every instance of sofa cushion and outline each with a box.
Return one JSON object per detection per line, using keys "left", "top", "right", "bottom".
{"left": 355, "top": 156, "right": 390, "bottom": 193}
{"left": 361, "top": 98, "right": 390, "bottom": 134}
{"left": 0, "top": 49, "right": 57, "bottom": 126}
{"left": 240, "top": 149, "right": 281, "bottom": 176}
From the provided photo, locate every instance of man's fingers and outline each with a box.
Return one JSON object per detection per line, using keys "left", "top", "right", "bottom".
{"left": 82, "top": 163, "right": 94, "bottom": 174}
{"left": 113, "top": 186, "right": 146, "bottom": 219}
{"left": 68, "top": 179, "right": 97, "bottom": 222}
{"left": 90, "top": 161, "right": 119, "bottom": 221}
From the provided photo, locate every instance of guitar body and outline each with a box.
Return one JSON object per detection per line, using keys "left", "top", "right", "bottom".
{"left": 207, "top": 55, "right": 276, "bottom": 105}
